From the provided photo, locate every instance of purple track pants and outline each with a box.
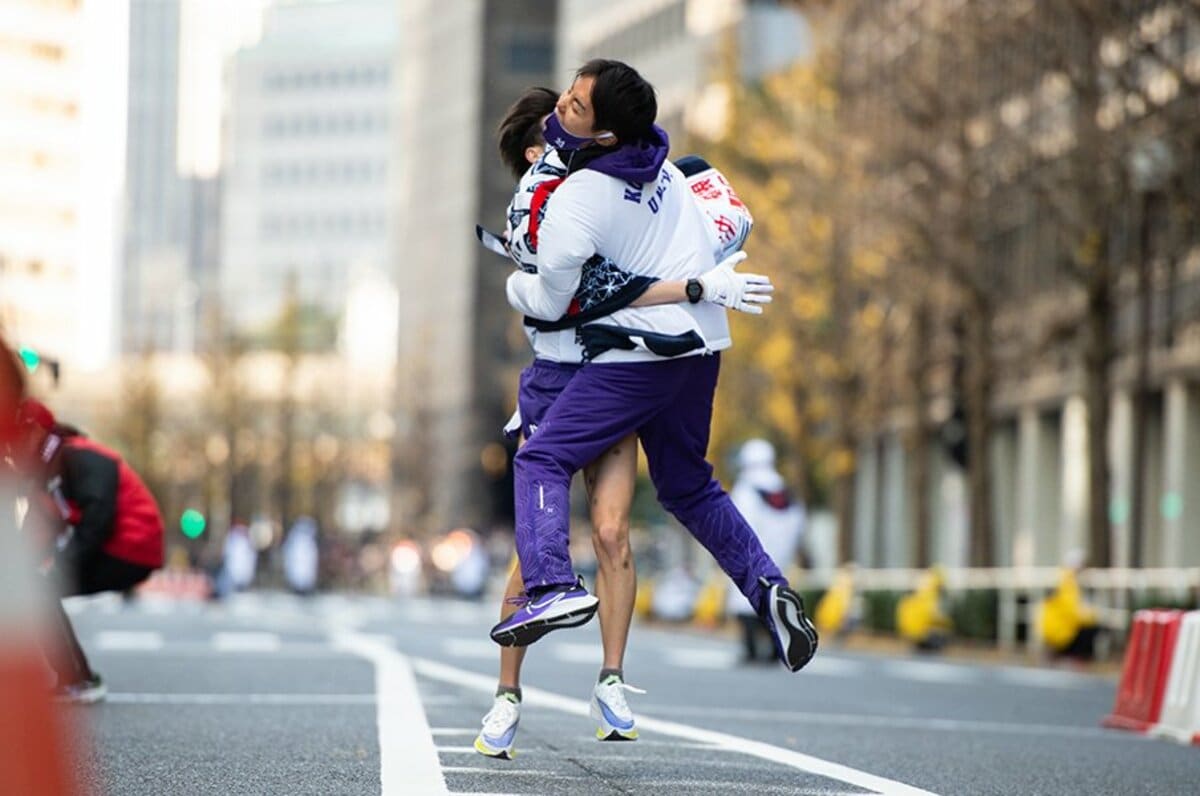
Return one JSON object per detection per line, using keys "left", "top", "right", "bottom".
{"left": 513, "top": 353, "right": 785, "bottom": 617}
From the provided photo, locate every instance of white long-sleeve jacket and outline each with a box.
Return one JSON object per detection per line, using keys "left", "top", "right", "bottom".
{"left": 506, "top": 159, "right": 733, "bottom": 363}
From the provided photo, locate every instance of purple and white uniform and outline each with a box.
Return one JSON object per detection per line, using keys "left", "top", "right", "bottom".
{"left": 502, "top": 147, "right": 753, "bottom": 439}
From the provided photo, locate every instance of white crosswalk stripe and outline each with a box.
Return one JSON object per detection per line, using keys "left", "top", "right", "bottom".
{"left": 212, "top": 632, "right": 281, "bottom": 652}
{"left": 95, "top": 631, "right": 164, "bottom": 651}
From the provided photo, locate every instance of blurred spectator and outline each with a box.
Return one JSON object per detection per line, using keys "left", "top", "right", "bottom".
{"left": 1038, "top": 549, "right": 1100, "bottom": 661}
{"left": 449, "top": 529, "right": 489, "bottom": 599}
{"left": 724, "top": 439, "right": 806, "bottom": 663}
{"left": 10, "top": 399, "right": 164, "bottom": 702}
{"left": 652, "top": 565, "right": 701, "bottom": 622}
{"left": 218, "top": 520, "right": 257, "bottom": 597}
{"left": 896, "top": 567, "right": 953, "bottom": 653}
{"left": 815, "top": 566, "right": 859, "bottom": 639}
{"left": 282, "top": 516, "right": 319, "bottom": 595}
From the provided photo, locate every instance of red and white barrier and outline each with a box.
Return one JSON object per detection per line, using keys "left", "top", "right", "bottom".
{"left": 0, "top": 480, "right": 80, "bottom": 795}
{"left": 1151, "top": 611, "right": 1200, "bottom": 746}
{"left": 1103, "top": 610, "right": 1183, "bottom": 733}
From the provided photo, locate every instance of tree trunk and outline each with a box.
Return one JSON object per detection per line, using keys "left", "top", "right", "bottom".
{"left": 1129, "top": 192, "right": 1159, "bottom": 568}
{"left": 908, "top": 301, "right": 933, "bottom": 567}
{"left": 1083, "top": 253, "right": 1114, "bottom": 568}
{"left": 965, "top": 293, "right": 995, "bottom": 566}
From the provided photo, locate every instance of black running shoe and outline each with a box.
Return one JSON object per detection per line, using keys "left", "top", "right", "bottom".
{"left": 760, "top": 577, "right": 819, "bottom": 672}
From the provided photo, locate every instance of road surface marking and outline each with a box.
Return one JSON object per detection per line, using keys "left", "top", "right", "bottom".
{"left": 798, "top": 656, "right": 868, "bottom": 677}
{"left": 212, "top": 632, "right": 281, "bottom": 652}
{"left": 883, "top": 660, "right": 980, "bottom": 684}
{"left": 551, "top": 641, "right": 602, "bottom": 664}
{"left": 664, "top": 648, "right": 739, "bottom": 669}
{"left": 442, "top": 638, "right": 499, "bottom": 660}
{"left": 640, "top": 704, "right": 1129, "bottom": 739}
{"left": 994, "top": 666, "right": 1092, "bottom": 689}
{"left": 410, "top": 656, "right": 939, "bottom": 796}
{"left": 442, "top": 768, "right": 578, "bottom": 779}
{"left": 94, "top": 631, "right": 163, "bottom": 651}
{"left": 430, "top": 727, "right": 477, "bottom": 736}
{"left": 335, "top": 633, "right": 447, "bottom": 795}
{"left": 435, "top": 746, "right": 481, "bottom": 754}
{"left": 106, "top": 692, "right": 375, "bottom": 705}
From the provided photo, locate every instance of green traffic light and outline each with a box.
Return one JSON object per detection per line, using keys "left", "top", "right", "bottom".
{"left": 17, "top": 346, "right": 39, "bottom": 372}
{"left": 180, "top": 509, "right": 207, "bottom": 539}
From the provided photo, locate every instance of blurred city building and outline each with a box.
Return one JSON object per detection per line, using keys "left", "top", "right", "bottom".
{"left": 391, "top": 0, "right": 807, "bottom": 532}
{"left": 122, "top": 0, "right": 194, "bottom": 354}
{"left": 556, "top": 0, "right": 808, "bottom": 140}
{"left": 390, "top": 0, "right": 557, "bottom": 532}
{"left": 836, "top": 1, "right": 1200, "bottom": 571}
{"left": 0, "top": 0, "right": 126, "bottom": 372}
{"left": 220, "top": 0, "right": 396, "bottom": 336}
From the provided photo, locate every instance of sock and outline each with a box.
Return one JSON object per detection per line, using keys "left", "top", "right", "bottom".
{"left": 496, "top": 685, "right": 522, "bottom": 703}
{"left": 598, "top": 667, "right": 623, "bottom": 684}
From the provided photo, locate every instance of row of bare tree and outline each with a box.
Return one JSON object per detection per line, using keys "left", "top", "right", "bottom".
{"left": 711, "top": 0, "right": 1200, "bottom": 567}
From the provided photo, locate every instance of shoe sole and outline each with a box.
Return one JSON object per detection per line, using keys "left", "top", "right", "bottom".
{"left": 473, "top": 736, "right": 514, "bottom": 760}
{"left": 490, "top": 600, "right": 599, "bottom": 647}
{"left": 590, "top": 698, "right": 638, "bottom": 741}
{"left": 770, "top": 587, "right": 819, "bottom": 672}
{"left": 54, "top": 684, "right": 107, "bottom": 705}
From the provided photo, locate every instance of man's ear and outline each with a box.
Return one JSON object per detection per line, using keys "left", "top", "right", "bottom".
{"left": 525, "top": 145, "right": 543, "bottom": 164}
{"left": 595, "top": 132, "right": 618, "bottom": 147}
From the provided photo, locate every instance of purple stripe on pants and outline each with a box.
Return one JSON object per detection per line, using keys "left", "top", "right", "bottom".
{"left": 512, "top": 353, "right": 784, "bottom": 617}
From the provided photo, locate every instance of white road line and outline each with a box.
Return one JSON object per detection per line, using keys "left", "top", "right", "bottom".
{"left": 430, "top": 727, "right": 477, "bottom": 736}
{"left": 106, "top": 692, "right": 375, "bottom": 705}
{"left": 410, "top": 656, "right": 939, "bottom": 796}
{"left": 94, "top": 631, "right": 163, "bottom": 651}
{"left": 441, "top": 768, "right": 577, "bottom": 779}
{"left": 435, "top": 746, "right": 480, "bottom": 754}
{"left": 797, "top": 656, "right": 867, "bottom": 678}
{"left": 93, "top": 641, "right": 346, "bottom": 657}
{"left": 663, "top": 648, "right": 738, "bottom": 669}
{"left": 442, "top": 638, "right": 499, "bottom": 660}
{"left": 883, "top": 660, "right": 980, "bottom": 685}
{"left": 551, "top": 641, "right": 602, "bottom": 664}
{"left": 335, "top": 633, "right": 448, "bottom": 796}
{"left": 638, "top": 704, "right": 1126, "bottom": 740}
{"left": 638, "top": 784, "right": 863, "bottom": 795}
{"left": 994, "top": 666, "right": 1092, "bottom": 689}
{"left": 212, "top": 632, "right": 281, "bottom": 652}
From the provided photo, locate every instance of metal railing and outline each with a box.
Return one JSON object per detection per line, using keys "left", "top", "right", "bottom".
{"left": 800, "top": 566, "right": 1200, "bottom": 653}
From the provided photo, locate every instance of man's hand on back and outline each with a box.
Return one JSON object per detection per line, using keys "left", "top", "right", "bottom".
{"left": 699, "top": 251, "right": 774, "bottom": 314}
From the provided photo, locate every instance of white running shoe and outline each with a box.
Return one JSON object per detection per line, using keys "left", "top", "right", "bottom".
{"left": 590, "top": 675, "right": 645, "bottom": 741}
{"left": 53, "top": 674, "right": 107, "bottom": 705}
{"left": 474, "top": 694, "right": 520, "bottom": 759}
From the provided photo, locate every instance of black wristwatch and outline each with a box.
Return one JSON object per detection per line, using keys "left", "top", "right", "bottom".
{"left": 686, "top": 278, "right": 704, "bottom": 304}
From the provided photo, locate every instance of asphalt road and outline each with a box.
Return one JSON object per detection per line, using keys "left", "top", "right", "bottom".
{"left": 61, "top": 591, "right": 1196, "bottom": 795}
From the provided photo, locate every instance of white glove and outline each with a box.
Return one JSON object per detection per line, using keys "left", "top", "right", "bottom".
{"left": 698, "top": 251, "right": 774, "bottom": 314}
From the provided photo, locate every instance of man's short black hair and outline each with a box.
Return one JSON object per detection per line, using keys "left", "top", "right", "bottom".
{"left": 576, "top": 58, "right": 657, "bottom": 144}
{"left": 497, "top": 86, "right": 558, "bottom": 179}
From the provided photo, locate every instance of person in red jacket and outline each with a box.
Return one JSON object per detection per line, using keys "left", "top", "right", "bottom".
{"left": 11, "top": 399, "right": 164, "bottom": 703}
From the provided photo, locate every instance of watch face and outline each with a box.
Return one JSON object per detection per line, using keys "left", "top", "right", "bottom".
{"left": 687, "top": 279, "right": 703, "bottom": 303}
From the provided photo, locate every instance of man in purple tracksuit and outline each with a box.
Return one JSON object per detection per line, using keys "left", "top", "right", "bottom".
{"left": 490, "top": 59, "right": 818, "bottom": 672}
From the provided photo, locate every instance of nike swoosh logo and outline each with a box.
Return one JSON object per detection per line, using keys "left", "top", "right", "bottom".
{"left": 528, "top": 592, "right": 566, "bottom": 611}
